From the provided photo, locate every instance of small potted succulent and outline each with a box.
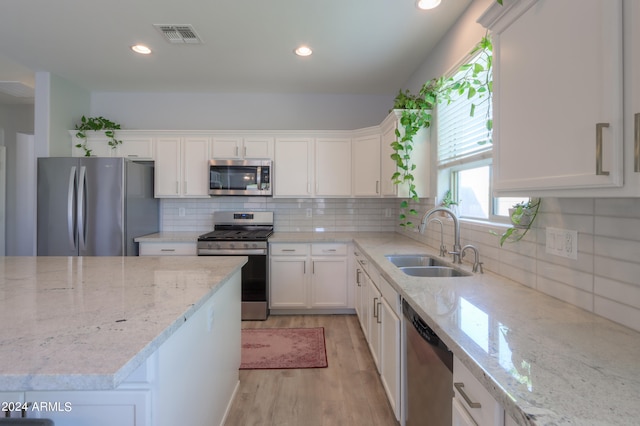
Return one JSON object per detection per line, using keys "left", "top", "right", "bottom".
{"left": 494, "top": 198, "right": 541, "bottom": 246}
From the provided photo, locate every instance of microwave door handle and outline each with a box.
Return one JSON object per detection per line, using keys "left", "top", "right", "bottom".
{"left": 256, "top": 166, "right": 262, "bottom": 189}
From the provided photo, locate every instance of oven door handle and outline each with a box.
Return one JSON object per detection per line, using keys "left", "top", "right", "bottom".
{"left": 198, "top": 249, "right": 267, "bottom": 256}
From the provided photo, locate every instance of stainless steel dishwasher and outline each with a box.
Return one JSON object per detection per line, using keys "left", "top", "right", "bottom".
{"left": 403, "top": 299, "right": 453, "bottom": 426}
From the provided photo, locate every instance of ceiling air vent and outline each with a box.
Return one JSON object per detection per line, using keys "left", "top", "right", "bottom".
{"left": 154, "top": 24, "right": 202, "bottom": 44}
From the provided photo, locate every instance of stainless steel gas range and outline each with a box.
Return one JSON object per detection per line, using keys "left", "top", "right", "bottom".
{"left": 197, "top": 211, "right": 273, "bottom": 320}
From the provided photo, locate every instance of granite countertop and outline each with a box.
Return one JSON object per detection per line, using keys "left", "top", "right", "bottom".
{"left": 351, "top": 233, "right": 640, "bottom": 426}
{"left": 126, "top": 230, "right": 640, "bottom": 425}
{"left": 0, "top": 256, "right": 246, "bottom": 391}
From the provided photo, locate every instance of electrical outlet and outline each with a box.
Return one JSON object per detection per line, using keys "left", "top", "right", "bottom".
{"left": 545, "top": 227, "right": 578, "bottom": 260}
{"left": 306, "top": 208, "right": 312, "bottom": 218}
{"left": 179, "top": 207, "right": 186, "bottom": 217}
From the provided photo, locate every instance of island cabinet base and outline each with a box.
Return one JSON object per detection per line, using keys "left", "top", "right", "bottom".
{"left": 2, "top": 271, "right": 241, "bottom": 426}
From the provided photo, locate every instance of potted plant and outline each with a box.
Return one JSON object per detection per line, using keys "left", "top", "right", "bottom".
{"left": 74, "top": 115, "right": 122, "bottom": 157}
{"left": 494, "top": 198, "right": 541, "bottom": 246}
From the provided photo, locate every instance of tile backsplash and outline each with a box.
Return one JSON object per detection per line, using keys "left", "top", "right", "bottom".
{"left": 161, "top": 196, "right": 640, "bottom": 333}
{"left": 398, "top": 197, "right": 640, "bottom": 333}
{"left": 160, "top": 197, "right": 400, "bottom": 233}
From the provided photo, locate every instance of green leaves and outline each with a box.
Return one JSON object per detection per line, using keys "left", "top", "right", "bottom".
{"left": 74, "top": 115, "right": 122, "bottom": 157}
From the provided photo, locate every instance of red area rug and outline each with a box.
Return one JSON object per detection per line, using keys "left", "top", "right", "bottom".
{"left": 240, "top": 327, "right": 328, "bottom": 370}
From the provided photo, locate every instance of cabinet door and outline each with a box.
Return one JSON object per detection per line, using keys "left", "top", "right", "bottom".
{"left": 244, "top": 137, "right": 274, "bottom": 159}
{"left": 210, "top": 137, "right": 241, "bottom": 159}
{"left": 274, "top": 138, "right": 313, "bottom": 197}
{"left": 182, "top": 137, "right": 210, "bottom": 197}
{"left": 310, "top": 257, "right": 348, "bottom": 308}
{"left": 368, "top": 279, "right": 382, "bottom": 370}
{"left": 380, "top": 296, "right": 401, "bottom": 421}
{"left": 116, "top": 136, "right": 154, "bottom": 159}
{"left": 452, "top": 397, "right": 478, "bottom": 426}
{"left": 380, "top": 118, "right": 399, "bottom": 196}
{"left": 352, "top": 135, "right": 381, "bottom": 196}
{"left": 492, "top": 0, "right": 623, "bottom": 194}
{"left": 315, "top": 138, "right": 351, "bottom": 196}
{"left": 270, "top": 257, "right": 308, "bottom": 308}
{"left": 154, "top": 137, "right": 182, "bottom": 197}
{"left": 354, "top": 263, "right": 364, "bottom": 324}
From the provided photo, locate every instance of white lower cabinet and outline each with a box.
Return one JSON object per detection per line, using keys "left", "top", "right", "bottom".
{"left": 269, "top": 243, "right": 349, "bottom": 311}
{"left": 353, "top": 249, "right": 402, "bottom": 422}
{"left": 453, "top": 356, "right": 505, "bottom": 426}
{"left": 138, "top": 241, "right": 197, "bottom": 256}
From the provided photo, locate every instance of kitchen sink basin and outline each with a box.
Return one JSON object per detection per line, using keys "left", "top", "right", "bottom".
{"left": 399, "top": 266, "right": 471, "bottom": 278}
{"left": 385, "top": 254, "right": 447, "bottom": 268}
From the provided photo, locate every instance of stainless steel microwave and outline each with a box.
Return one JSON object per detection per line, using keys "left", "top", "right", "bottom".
{"left": 209, "top": 159, "right": 272, "bottom": 196}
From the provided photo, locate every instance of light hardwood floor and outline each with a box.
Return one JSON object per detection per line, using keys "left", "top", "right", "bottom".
{"left": 224, "top": 314, "right": 399, "bottom": 426}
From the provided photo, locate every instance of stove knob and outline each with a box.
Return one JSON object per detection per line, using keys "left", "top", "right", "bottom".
{"left": 243, "top": 243, "right": 249, "bottom": 249}
{"left": 207, "top": 242, "right": 212, "bottom": 249}
{"left": 216, "top": 243, "right": 221, "bottom": 249}
{"left": 229, "top": 243, "right": 235, "bottom": 249}
{"left": 252, "top": 243, "right": 258, "bottom": 249}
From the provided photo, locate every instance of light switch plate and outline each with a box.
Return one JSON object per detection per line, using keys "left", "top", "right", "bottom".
{"left": 545, "top": 227, "right": 578, "bottom": 260}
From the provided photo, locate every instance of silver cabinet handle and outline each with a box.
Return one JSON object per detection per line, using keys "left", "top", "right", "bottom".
{"left": 596, "top": 122, "right": 610, "bottom": 176}
{"left": 635, "top": 113, "right": 640, "bottom": 172}
{"left": 160, "top": 248, "right": 176, "bottom": 252}
{"left": 454, "top": 382, "right": 481, "bottom": 409}
{"left": 376, "top": 180, "right": 380, "bottom": 194}
{"left": 376, "top": 302, "right": 382, "bottom": 323}
{"left": 373, "top": 297, "right": 379, "bottom": 318}
{"left": 356, "top": 269, "right": 362, "bottom": 286}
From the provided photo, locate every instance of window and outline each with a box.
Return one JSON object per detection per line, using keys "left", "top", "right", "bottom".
{"left": 437, "top": 49, "right": 494, "bottom": 220}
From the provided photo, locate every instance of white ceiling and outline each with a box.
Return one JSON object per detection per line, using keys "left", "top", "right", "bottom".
{"left": 0, "top": 0, "right": 472, "bottom": 104}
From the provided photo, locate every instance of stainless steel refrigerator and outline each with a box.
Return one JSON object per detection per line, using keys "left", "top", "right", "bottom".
{"left": 37, "top": 157, "right": 159, "bottom": 256}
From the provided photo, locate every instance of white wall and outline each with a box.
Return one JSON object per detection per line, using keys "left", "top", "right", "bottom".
{"left": 0, "top": 103, "right": 34, "bottom": 255}
{"left": 90, "top": 92, "right": 394, "bottom": 131}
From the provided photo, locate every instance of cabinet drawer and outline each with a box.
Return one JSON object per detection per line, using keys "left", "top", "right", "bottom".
{"left": 139, "top": 242, "right": 197, "bottom": 256}
{"left": 311, "top": 243, "right": 347, "bottom": 256}
{"left": 453, "top": 357, "right": 503, "bottom": 426}
{"left": 270, "top": 243, "right": 309, "bottom": 256}
{"left": 378, "top": 276, "right": 400, "bottom": 316}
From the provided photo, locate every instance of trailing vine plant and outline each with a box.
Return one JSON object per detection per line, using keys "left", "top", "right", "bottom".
{"left": 492, "top": 198, "right": 541, "bottom": 246}
{"left": 391, "top": 33, "right": 493, "bottom": 227}
{"left": 74, "top": 115, "right": 122, "bottom": 157}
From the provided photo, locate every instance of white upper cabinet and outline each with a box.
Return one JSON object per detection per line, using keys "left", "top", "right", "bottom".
{"left": 481, "top": 0, "right": 625, "bottom": 196}
{"left": 155, "top": 136, "right": 209, "bottom": 198}
{"left": 71, "top": 131, "right": 154, "bottom": 159}
{"left": 315, "top": 138, "right": 352, "bottom": 197}
{"left": 210, "top": 136, "right": 274, "bottom": 159}
{"left": 352, "top": 134, "right": 381, "bottom": 196}
{"left": 379, "top": 111, "right": 431, "bottom": 198}
{"left": 274, "top": 137, "right": 314, "bottom": 197}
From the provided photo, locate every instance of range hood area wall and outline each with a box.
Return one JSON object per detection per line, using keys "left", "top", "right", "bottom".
{"left": 160, "top": 197, "right": 399, "bottom": 233}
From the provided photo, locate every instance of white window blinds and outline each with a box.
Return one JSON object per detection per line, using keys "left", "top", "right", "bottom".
{"left": 437, "top": 53, "right": 492, "bottom": 168}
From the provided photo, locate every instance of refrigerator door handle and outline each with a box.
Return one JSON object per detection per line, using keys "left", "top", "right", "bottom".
{"left": 77, "top": 165, "right": 87, "bottom": 251}
{"left": 67, "top": 166, "right": 77, "bottom": 251}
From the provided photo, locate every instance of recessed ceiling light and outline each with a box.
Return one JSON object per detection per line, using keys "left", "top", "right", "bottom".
{"left": 131, "top": 44, "right": 152, "bottom": 55}
{"left": 416, "top": 0, "right": 441, "bottom": 10}
{"left": 294, "top": 46, "right": 313, "bottom": 57}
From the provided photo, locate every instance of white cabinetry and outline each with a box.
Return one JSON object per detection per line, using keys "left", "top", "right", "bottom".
{"left": 352, "top": 134, "right": 381, "bottom": 196}
{"left": 71, "top": 131, "right": 154, "bottom": 160}
{"left": 315, "top": 138, "right": 351, "bottom": 196}
{"left": 453, "top": 356, "right": 505, "bottom": 426}
{"left": 138, "top": 241, "right": 197, "bottom": 256}
{"left": 269, "top": 243, "right": 349, "bottom": 311}
{"left": 353, "top": 249, "right": 402, "bottom": 421}
{"left": 210, "top": 136, "right": 274, "bottom": 159}
{"left": 379, "top": 110, "right": 431, "bottom": 198}
{"left": 481, "top": 0, "right": 626, "bottom": 196}
{"left": 154, "top": 136, "right": 209, "bottom": 198}
{"left": 274, "top": 138, "right": 313, "bottom": 197}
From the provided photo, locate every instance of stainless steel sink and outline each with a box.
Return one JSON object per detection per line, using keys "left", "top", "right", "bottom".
{"left": 385, "top": 254, "right": 447, "bottom": 268}
{"left": 399, "top": 266, "right": 471, "bottom": 278}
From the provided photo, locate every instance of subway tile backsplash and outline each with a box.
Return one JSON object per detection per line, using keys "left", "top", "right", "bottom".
{"left": 397, "top": 197, "right": 640, "bottom": 333}
{"left": 162, "top": 196, "right": 640, "bottom": 332}
{"left": 160, "top": 197, "right": 399, "bottom": 233}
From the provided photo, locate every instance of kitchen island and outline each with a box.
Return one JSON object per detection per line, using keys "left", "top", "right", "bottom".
{"left": 0, "top": 256, "right": 245, "bottom": 425}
